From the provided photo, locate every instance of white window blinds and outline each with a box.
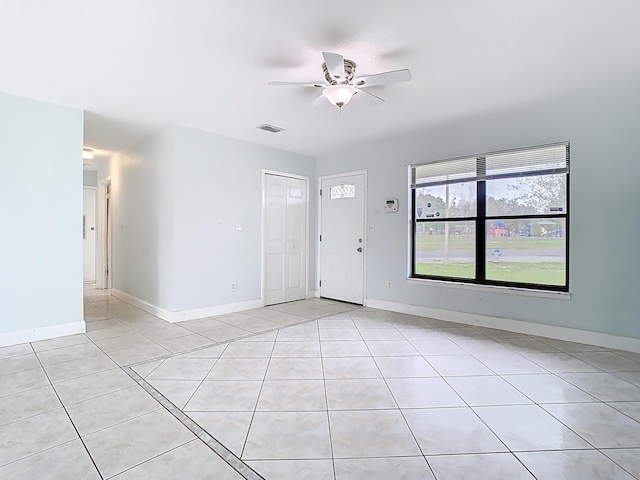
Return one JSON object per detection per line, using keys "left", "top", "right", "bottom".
{"left": 412, "top": 157, "right": 477, "bottom": 188}
{"left": 484, "top": 143, "right": 569, "bottom": 180}
{"left": 411, "top": 143, "right": 569, "bottom": 188}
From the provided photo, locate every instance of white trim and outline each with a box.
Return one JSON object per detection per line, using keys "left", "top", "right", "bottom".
{"left": 261, "top": 170, "right": 310, "bottom": 307}
{"left": 169, "top": 299, "right": 264, "bottom": 323}
{"left": 112, "top": 289, "right": 166, "bottom": 319}
{"left": 363, "top": 172, "right": 368, "bottom": 305}
{"left": 111, "top": 289, "right": 262, "bottom": 323}
{"left": 261, "top": 169, "right": 309, "bottom": 181}
{"left": 83, "top": 186, "right": 98, "bottom": 284}
{"left": 365, "top": 298, "right": 640, "bottom": 353}
{"left": 306, "top": 289, "right": 317, "bottom": 299}
{"left": 97, "top": 177, "right": 112, "bottom": 289}
{"left": 319, "top": 169, "right": 368, "bottom": 181}
{"left": 318, "top": 170, "right": 368, "bottom": 305}
{"left": 406, "top": 278, "right": 571, "bottom": 300}
{"left": 0, "top": 321, "right": 86, "bottom": 348}
{"left": 260, "top": 171, "right": 266, "bottom": 307}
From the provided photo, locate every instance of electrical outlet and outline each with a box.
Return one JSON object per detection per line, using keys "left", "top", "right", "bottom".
{"left": 231, "top": 283, "right": 237, "bottom": 291}
{"left": 387, "top": 281, "right": 392, "bottom": 289}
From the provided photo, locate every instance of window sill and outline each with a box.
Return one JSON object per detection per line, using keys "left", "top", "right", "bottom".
{"left": 406, "top": 277, "right": 571, "bottom": 300}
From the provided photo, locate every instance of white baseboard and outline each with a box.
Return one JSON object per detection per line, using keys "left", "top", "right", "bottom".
{"left": 111, "top": 289, "right": 263, "bottom": 323}
{"left": 306, "top": 290, "right": 317, "bottom": 299}
{"left": 0, "top": 321, "right": 86, "bottom": 348}
{"left": 366, "top": 298, "right": 640, "bottom": 354}
{"left": 168, "top": 299, "right": 264, "bottom": 323}
{"left": 111, "top": 289, "right": 168, "bottom": 320}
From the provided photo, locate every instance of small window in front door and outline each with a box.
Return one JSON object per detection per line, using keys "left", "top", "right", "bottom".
{"left": 329, "top": 184, "right": 356, "bottom": 199}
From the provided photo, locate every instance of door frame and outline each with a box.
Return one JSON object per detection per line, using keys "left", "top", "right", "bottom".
{"left": 261, "top": 169, "right": 310, "bottom": 306}
{"left": 97, "top": 177, "right": 112, "bottom": 289}
{"left": 317, "top": 170, "right": 368, "bottom": 304}
{"left": 83, "top": 186, "right": 97, "bottom": 283}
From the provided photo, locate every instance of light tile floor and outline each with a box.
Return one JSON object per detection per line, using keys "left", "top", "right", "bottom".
{"left": 0, "top": 286, "right": 639, "bottom": 479}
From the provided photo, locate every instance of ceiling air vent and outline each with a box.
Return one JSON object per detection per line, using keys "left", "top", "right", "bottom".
{"left": 257, "top": 124, "right": 284, "bottom": 133}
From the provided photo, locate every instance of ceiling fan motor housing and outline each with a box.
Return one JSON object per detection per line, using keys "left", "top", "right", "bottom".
{"left": 323, "top": 59, "right": 356, "bottom": 84}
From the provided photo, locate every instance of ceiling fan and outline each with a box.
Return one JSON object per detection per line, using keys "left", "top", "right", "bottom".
{"left": 268, "top": 52, "right": 412, "bottom": 110}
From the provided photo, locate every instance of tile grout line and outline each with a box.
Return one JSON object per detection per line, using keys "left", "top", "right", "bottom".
{"left": 6, "top": 294, "right": 633, "bottom": 474}
{"left": 422, "top": 324, "right": 623, "bottom": 476}
{"left": 379, "top": 311, "right": 573, "bottom": 475}
{"left": 86, "top": 296, "right": 361, "bottom": 475}
{"left": 238, "top": 334, "right": 276, "bottom": 463}
{"left": 121, "top": 310, "right": 351, "bottom": 370}
{"left": 123, "top": 365, "right": 265, "bottom": 480}
{"left": 176, "top": 343, "right": 231, "bottom": 413}
{"left": 598, "top": 449, "right": 640, "bottom": 480}
{"left": 112, "top": 304, "right": 355, "bottom": 473}
{"left": 115, "top": 304, "right": 358, "bottom": 477}
{"left": 28, "top": 342, "right": 105, "bottom": 480}
{"left": 434, "top": 321, "right": 621, "bottom": 410}
{"left": 49, "top": 293, "right": 640, "bottom": 477}
{"left": 415, "top": 323, "right": 586, "bottom": 474}
{"left": 76, "top": 295, "right": 358, "bottom": 478}
{"left": 360, "top": 311, "right": 439, "bottom": 478}
{"left": 317, "top": 318, "right": 338, "bottom": 480}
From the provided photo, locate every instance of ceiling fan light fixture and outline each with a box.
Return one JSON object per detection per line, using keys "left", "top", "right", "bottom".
{"left": 322, "top": 84, "right": 357, "bottom": 108}
{"left": 269, "top": 52, "right": 412, "bottom": 110}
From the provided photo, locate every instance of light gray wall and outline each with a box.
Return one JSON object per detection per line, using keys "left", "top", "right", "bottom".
{"left": 170, "top": 126, "right": 316, "bottom": 312}
{"left": 317, "top": 82, "right": 640, "bottom": 339}
{"left": 101, "top": 125, "right": 316, "bottom": 313}
{"left": 0, "top": 92, "right": 84, "bottom": 335}
{"left": 99, "top": 128, "right": 175, "bottom": 309}
{"left": 83, "top": 170, "right": 97, "bottom": 187}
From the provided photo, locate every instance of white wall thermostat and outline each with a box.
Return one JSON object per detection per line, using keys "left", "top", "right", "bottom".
{"left": 385, "top": 198, "right": 399, "bottom": 212}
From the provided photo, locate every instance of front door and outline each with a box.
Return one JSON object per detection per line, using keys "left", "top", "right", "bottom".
{"left": 319, "top": 173, "right": 366, "bottom": 304}
{"left": 264, "top": 173, "right": 308, "bottom": 305}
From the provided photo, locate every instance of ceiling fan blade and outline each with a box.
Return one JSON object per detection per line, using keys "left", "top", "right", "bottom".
{"left": 353, "top": 69, "right": 412, "bottom": 87}
{"left": 322, "top": 52, "right": 346, "bottom": 81}
{"left": 268, "top": 81, "right": 326, "bottom": 88}
{"left": 354, "top": 87, "right": 385, "bottom": 103}
{"left": 310, "top": 95, "right": 326, "bottom": 108}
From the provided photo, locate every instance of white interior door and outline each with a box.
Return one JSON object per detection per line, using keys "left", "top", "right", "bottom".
{"left": 264, "top": 173, "right": 307, "bottom": 305}
{"left": 320, "top": 173, "right": 365, "bottom": 304}
{"left": 83, "top": 187, "right": 96, "bottom": 282}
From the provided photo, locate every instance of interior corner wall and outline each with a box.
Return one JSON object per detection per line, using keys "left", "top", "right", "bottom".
{"left": 169, "top": 126, "right": 317, "bottom": 312}
{"left": 99, "top": 129, "right": 175, "bottom": 310}
{"left": 0, "top": 92, "right": 84, "bottom": 344}
{"left": 316, "top": 82, "right": 640, "bottom": 340}
{"left": 101, "top": 125, "right": 316, "bottom": 316}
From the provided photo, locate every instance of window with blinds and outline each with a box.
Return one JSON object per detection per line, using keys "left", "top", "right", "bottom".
{"left": 410, "top": 143, "right": 569, "bottom": 291}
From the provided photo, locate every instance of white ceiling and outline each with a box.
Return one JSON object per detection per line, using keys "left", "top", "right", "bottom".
{"left": 1, "top": 0, "right": 639, "bottom": 164}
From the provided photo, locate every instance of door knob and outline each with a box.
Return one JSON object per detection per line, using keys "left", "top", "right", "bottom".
{"left": 357, "top": 247, "right": 363, "bottom": 252}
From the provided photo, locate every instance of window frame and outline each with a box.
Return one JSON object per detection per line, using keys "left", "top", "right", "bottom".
{"left": 410, "top": 143, "right": 569, "bottom": 292}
